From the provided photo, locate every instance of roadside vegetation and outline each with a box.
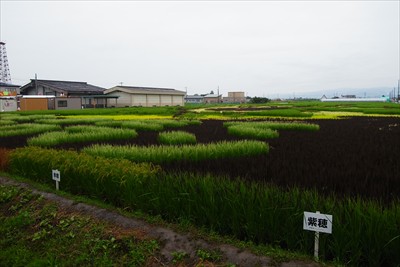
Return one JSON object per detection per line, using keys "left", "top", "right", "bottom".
{"left": 0, "top": 184, "right": 160, "bottom": 266}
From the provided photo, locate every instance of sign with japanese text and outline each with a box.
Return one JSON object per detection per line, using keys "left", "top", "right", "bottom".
{"left": 303, "top": 211, "right": 332, "bottom": 234}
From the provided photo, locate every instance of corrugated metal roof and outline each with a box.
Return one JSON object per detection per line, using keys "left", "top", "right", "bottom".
{"left": 105, "top": 86, "right": 186, "bottom": 96}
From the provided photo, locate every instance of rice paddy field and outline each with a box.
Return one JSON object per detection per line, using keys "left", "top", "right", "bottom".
{"left": 1, "top": 101, "right": 399, "bottom": 266}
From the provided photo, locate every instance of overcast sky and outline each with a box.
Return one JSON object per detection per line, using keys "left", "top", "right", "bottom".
{"left": 1, "top": 1, "right": 399, "bottom": 97}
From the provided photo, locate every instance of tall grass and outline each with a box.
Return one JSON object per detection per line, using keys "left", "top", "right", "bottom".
{"left": 8, "top": 146, "right": 400, "bottom": 266}
{"left": 27, "top": 126, "right": 138, "bottom": 147}
{"left": 82, "top": 140, "right": 269, "bottom": 164}
{"left": 158, "top": 131, "right": 197, "bottom": 145}
{"left": 0, "top": 123, "right": 62, "bottom": 137}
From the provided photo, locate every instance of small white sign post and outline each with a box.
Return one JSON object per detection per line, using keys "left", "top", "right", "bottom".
{"left": 52, "top": 169, "right": 60, "bottom": 190}
{"left": 303, "top": 211, "right": 333, "bottom": 261}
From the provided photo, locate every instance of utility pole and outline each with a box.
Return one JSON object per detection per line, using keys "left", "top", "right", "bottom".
{"left": 35, "top": 73, "right": 38, "bottom": 95}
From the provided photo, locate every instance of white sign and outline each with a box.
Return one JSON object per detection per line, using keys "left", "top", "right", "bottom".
{"left": 52, "top": 169, "right": 60, "bottom": 182}
{"left": 303, "top": 211, "right": 333, "bottom": 234}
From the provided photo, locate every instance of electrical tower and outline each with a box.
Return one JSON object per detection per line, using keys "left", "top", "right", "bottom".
{"left": 0, "top": 41, "right": 12, "bottom": 83}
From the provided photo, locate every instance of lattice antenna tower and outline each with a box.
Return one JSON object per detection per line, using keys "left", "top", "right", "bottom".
{"left": 0, "top": 41, "right": 12, "bottom": 83}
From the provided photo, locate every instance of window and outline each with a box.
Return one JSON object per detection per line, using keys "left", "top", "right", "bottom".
{"left": 58, "top": 100, "right": 67, "bottom": 107}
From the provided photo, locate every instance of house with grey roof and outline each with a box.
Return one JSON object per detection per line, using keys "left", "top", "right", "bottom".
{"left": 203, "top": 93, "right": 222, "bottom": 104}
{"left": 184, "top": 94, "right": 204, "bottom": 104}
{"left": 104, "top": 85, "right": 186, "bottom": 107}
{"left": 19, "top": 79, "right": 117, "bottom": 109}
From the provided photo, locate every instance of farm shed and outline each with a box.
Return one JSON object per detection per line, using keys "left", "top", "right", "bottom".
{"left": 104, "top": 86, "right": 185, "bottom": 107}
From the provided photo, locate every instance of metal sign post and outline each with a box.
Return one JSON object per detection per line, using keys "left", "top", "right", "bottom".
{"left": 303, "top": 211, "right": 333, "bottom": 261}
{"left": 52, "top": 169, "right": 60, "bottom": 190}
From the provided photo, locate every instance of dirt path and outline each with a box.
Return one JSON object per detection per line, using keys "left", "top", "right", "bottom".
{"left": 0, "top": 176, "right": 320, "bottom": 267}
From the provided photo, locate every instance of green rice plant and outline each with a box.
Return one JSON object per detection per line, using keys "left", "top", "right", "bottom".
{"left": 27, "top": 126, "right": 138, "bottom": 147}
{"left": 0, "top": 114, "right": 57, "bottom": 123}
{"left": 151, "top": 119, "right": 201, "bottom": 128}
{"left": 95, "top": 119, "right": 201, "bottom": 131}
{"left": 120, "top": 120, "right": 164, "bottom": 131}
{"left": 224, "top": 121, "right": 319, "bottom": 140}
{"left": 8, "top": 146, "right": 160, "bottom": 205}
{"left": 96, "top": 120, "right": 164, "bottom": 131}
{"left": 0, "top": 123, "right": 62, "bottom": 137}
{"left": 35, "top": 117, "right": 109, "bottom": 125}
{"left": 94, "top": 120, "right": 124, "bottom": 127}
{"left": 8, "top": 146, "right": 400, "bottom": 266}
{"left": 235, "top": 108, "right": 313, "bottom": 118}
{"left": 227, "top": 125, "right": 279, "bottom": 139}
{"left": 158, "top": 131, "right": 197, "bottom": 145}
{"left": 224, "top": 121, "right": 320, "bottom": 131}
{"left": 83, "top": 140, "right": 269, "bottom": 164}
{"left": 0, "top": 120, "right": 16, "bottom": 126}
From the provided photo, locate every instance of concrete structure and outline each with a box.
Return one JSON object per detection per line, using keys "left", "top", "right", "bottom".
{"left": 223, "top": 91, "right": 246, "bottom": 103}
{"left": 184, "top": 95, "right": 204, "bottom": 104}
{"left": 203, "top": 94, "right": 222, "bottom": 104}
{"left": 104, "top": 86, "right": 185, "bottom": 107}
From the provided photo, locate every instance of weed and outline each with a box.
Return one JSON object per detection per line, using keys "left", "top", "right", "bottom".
{"left": 172, "top": 251, "right": 188, "bottom": 263}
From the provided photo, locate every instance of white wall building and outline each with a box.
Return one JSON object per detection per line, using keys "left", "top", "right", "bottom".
{"left": 104, "top": 86, "right": 186, "bottom": 107}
